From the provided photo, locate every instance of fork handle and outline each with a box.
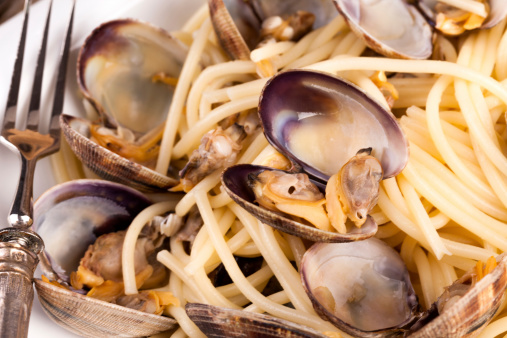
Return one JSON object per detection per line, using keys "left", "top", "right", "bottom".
{"left": 8, "top": 157, "right": 36, "bottom": 228}
{"left": 0, "top": 229, "right": 43, "bottom": 338}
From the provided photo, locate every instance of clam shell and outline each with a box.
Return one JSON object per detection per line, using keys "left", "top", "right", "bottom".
{"left": 209, "top": 0, "right": 337, "bottom": 60}
{"left": 185, "top": 303, "right": 327, "bottom": 337}
{"left": 482, "top": 0, "right": 507, "bottom": 29}
{"left": 33, "top": 179, "right": 176, "bottom": 336}
{"left": 34, "top": 178, "right": 153, "bottom": 281}
{"left": 333, "top": 0, "right": 433, "bottom": 59}
{"left": 416, "top": 0, "right": 507, "bottom": 31}
{"left": 35, "top": 280, "right": 177, "bottom": 337}
{"left": 222, "top": 164, "right": 378, "bottom": 242}
{"left": 68, "top": 18, "right": 186, "bottom": 192}
{"left": 258, "top": 70, "right": 409, "bottom": 182}
{"left": 208, "top": 0, "right": 253, "bottom": 60}
{"left": 60, "top": 114, "right": 178, "bottom": 192}
{"left": 77, "top": 19, "right": 186, "bottom": 134}
{"left": 409, "top": 254, "right": 507, "bottom": 338}
{"left": 300, "top": 239, "right": 419, "bottom": 337}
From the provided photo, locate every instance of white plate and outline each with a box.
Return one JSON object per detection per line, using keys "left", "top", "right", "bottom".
{"left": 0, "top": 0, "right": 204, "bottom": 336}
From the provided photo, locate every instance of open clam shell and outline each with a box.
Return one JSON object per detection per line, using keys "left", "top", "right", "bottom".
{"left": 209, "top": 0, "right": 337, "bottom": 60}
{"left": 33, "top": 179, "right": 152, "bottom": 281}
{"left": 61, "top": 114, "right": 178, "bottom": 192}
{"left": 333, "top": 0, "right": 433, "bottom": 59}
{"left": 258, "top": 70, "right": 409, "bottom": 182}
{"left": 33, "top": 179, "right": 176, "bottom": 336}
{"left": 186, "top": 303, "right": 327, "bottom": 337}
{"left": 300, "top": 239, "right": 507, "bottom": 338}
{"left": 416, "top": 0, "right": 507, "bottom": 33}
{"left": 34, "top": 280, "right": 177, "bottom": 337}
{"left": 222, "top": 164, "right": 378, "bottom": 242}
{"left": 66, "top": 18, "right": 187, "bottom": 192}
{"left": 77, "top": 18, "right": 186, "bottom": 134}
{"left": 300, "top": 238, "right": 419, "bottom": 337}
{"left": 409, "top": 253, "right": 507, "bottom": 338}
{"left": 222, "top": 70, "right": 407, "bottom": 242}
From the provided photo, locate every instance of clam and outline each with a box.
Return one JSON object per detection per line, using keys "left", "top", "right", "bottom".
{"left": 222, "top": 164, "right": 379, "bottom": 242}
{"left": 258, "top": 70, "right": 407, "bottom": 181}
{"left": 222, "top": 70, "right": 408, "bottom": 242}
{"left": 209, "top": 0, "right": 338, "bottom": 60}
{"left": 333, "top": 0, "right": 433, "bottom": 59}
{"left": 301, "top": 238, "right": 419, "bottom": 336}
{"left": 408, "top": 254, "right": 507, "bottom": 337}
{"left": 415, "top": 0, "right": 507, "bottom": 35}
{"left": 62, "top": 19, "right": 187, "bottom": 192}
{"left": 61, "top": 114, "right": 178, "bottom": 192}
{"left": 300, "top": 238, "right": 507, "bottom": 337}
{"left": 185, "top": 303, "right": 328, "bottom": 338}
{"left": 32, "top": 179, "right": 177, "bottom": 337}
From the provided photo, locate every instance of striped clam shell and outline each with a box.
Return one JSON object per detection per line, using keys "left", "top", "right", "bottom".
{"left": 35, "top": 280, "right": 177, "bottom": 337}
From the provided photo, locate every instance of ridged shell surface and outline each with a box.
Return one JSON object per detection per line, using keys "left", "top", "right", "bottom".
{"left": 186, "top": 303, "right": 327, "bottom": 337}
{"left": 60, "top": 114, "right": 178, "bottom": 192}
{"left": 35, "top": 280, "right": 177, "bottom": 337}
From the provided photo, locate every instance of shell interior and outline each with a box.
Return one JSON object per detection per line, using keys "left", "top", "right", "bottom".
{"left": 300, "top": 238, "right": 419, "bottom": 336}
{"left": 258, "top": 70, "right": 408, "bottom": 182}
{"left": 35, "top": 280, "right": 176, "bottom": 337}
{"left": 60, "top": 114, "right": 179, "bottom": 192}
{"left": 33, "top": 179, "right": 152, "bottom": 282}
{"left": 222, "top": 164, "right": 378, "bottom": 242}
{"left": 209, "top": 0, "right": 337, "bottom": 59}
{"left": 78, "top": 19, "right": 187, "bottom": 134}
{"left": 333, "top": 0, "right": 433, "bottom": 59}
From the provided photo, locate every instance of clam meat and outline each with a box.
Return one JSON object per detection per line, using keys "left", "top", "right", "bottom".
{"left": 33, "top": 179, "right": 177, "bottom": 337}
{"left": 222, "top": 70, "right": 407, "bottom": 242}
{"left": 415, "top": 0, "right": 507, "bottom": 35}
{"left": 223, "top": 164, "right": 379, "bottom": 242}
{"left": 179, "top": 118, "right": 248, "bottom": 192}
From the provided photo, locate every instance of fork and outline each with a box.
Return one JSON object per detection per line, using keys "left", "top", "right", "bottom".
{"left": 0, "top": 0, "right": 75, "bottom": 336}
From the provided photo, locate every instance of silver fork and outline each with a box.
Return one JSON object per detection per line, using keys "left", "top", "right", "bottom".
{"left": 0, "top": 0, "right": 75, "bottom": 337}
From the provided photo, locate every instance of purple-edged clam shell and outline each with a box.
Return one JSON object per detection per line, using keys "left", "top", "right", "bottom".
{"left": 78, "top": 18, "right": 187, "bottom": 134}
{"left": 409, "top": 254, "right": 507, "bottom": 337}
{"left": 259, "top": 70, "right": 409, "bottom": 182}
{"left": 416, "top": 0, "right": 507, "bottom": 31}
{"left": 186, "top": 303, "right": 327, "bottom": 337}
{"left": 300, "top": 238, "right": 419, "bottom": 337}
{"left": 209, "top": 0, "right": 337, "bottom": 60}
{"left": 33, "top": 179, "right": 151, "bottom": 282}
{"left": 221, "top": 164, "right": 378, "bottom": 242}
{"left": 60, "top": 114, "right": 179, "bottom": 193}
{"left": 64, "top": 19, "right": 186, "bottom": 192}
{"left": 333, "top": 0, "right": 433, "bottom": 59}
{"left": 481, "top": 0, "right": 507, "bottom": 29}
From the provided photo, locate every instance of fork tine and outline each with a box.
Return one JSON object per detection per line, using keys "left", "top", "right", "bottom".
{"left": 2, "top": 0, "right": 31, "bottom": 136}
{"left": 48, "top": 0, "right": 76, "bottom": 138}
{"left": 26, "top": 0, "right": 53, "bottom": 131}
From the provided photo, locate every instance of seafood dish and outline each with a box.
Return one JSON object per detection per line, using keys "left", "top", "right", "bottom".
{"left": 21, "top": 0, "right": 507, "bottom": 337}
